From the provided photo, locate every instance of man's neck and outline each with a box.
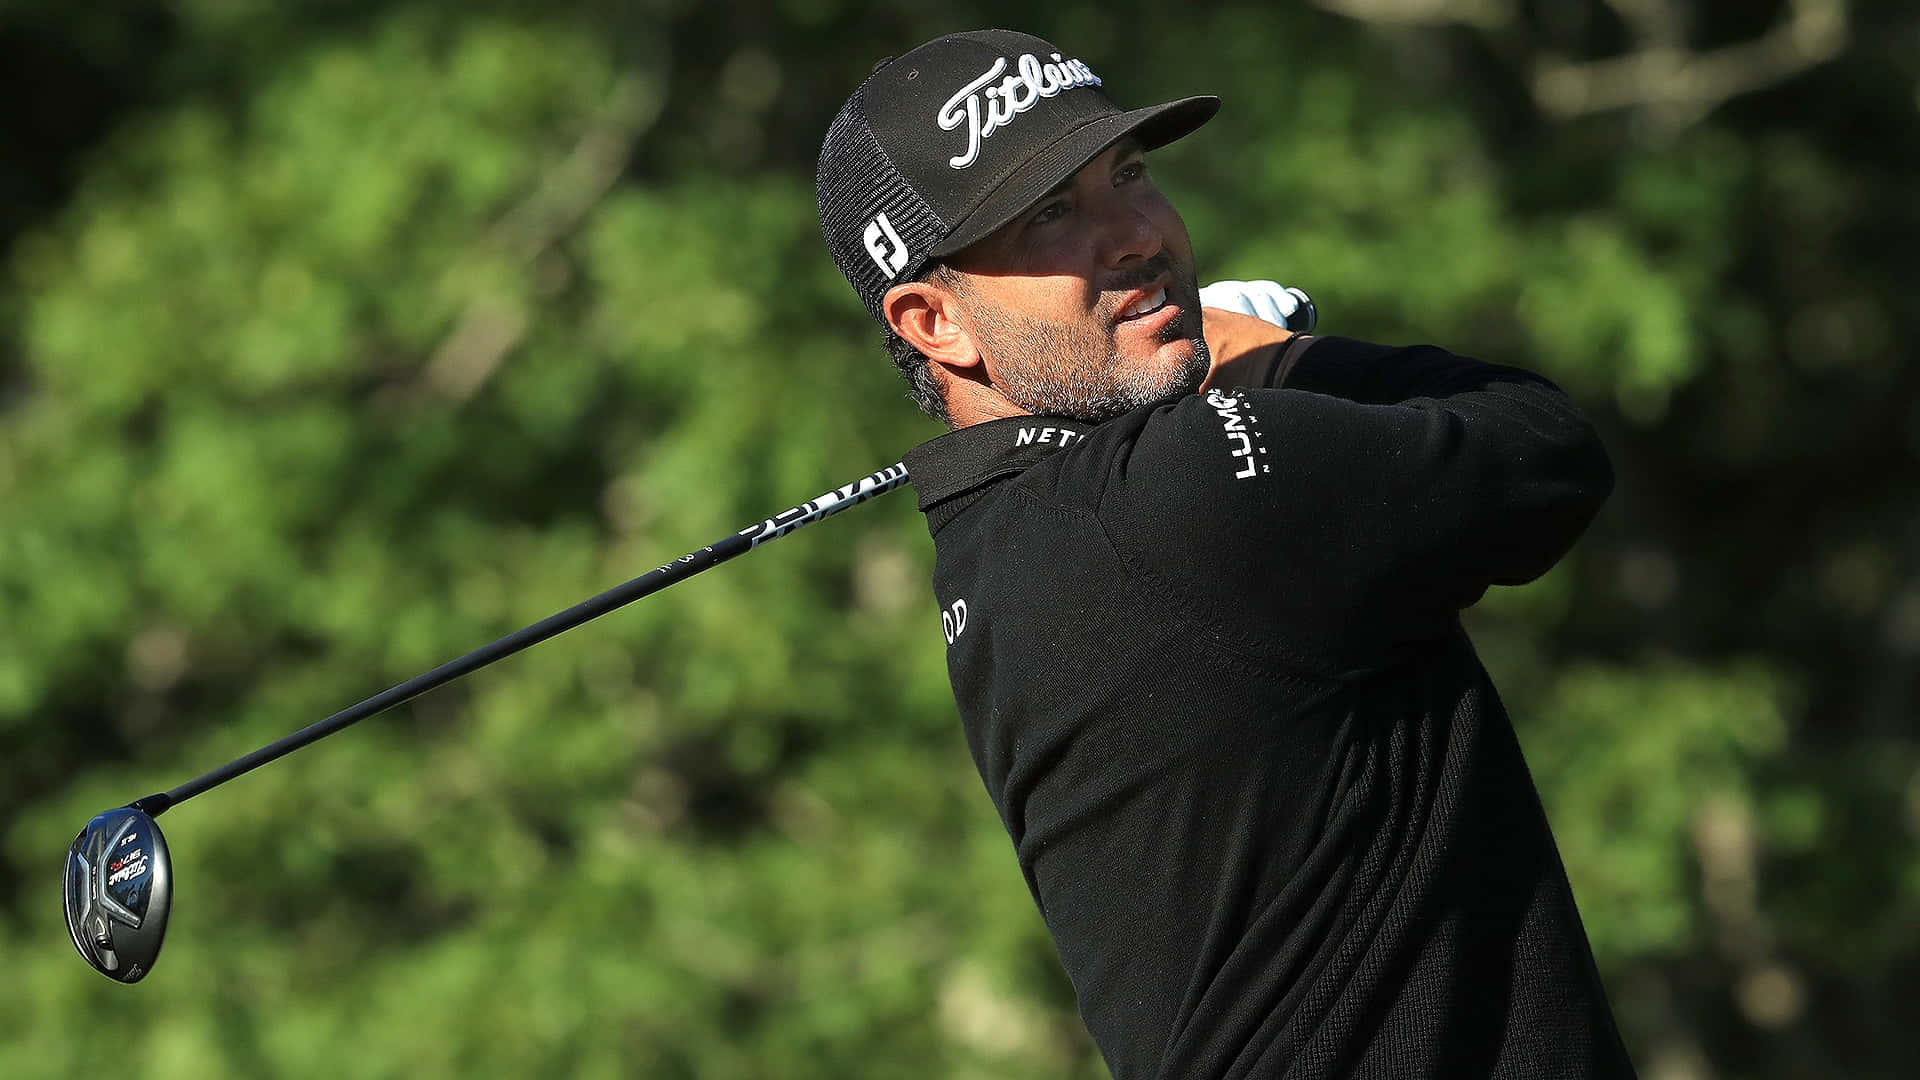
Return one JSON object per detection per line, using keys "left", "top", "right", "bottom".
{"left": 943, "top": 384, "right": 1032, "bottom": 430}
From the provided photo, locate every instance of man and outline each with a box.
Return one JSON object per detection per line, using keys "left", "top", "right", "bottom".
{"left": 816, "top": 29, "right": 1636, "bottom": 1079}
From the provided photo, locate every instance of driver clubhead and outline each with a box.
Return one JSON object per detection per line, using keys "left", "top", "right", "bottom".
{"left": 64, "top": 806, "right": 171, "bottom": 983}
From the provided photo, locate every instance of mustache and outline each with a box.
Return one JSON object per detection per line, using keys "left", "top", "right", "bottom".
{"left": 1097, "top": 254, "right": 1199, "bottom": 328}
{"left": 1105, "top": 253, "right": 1178, "bottom": 295}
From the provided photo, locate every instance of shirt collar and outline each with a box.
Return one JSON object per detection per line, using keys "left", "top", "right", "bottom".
{"left": 903, "top": 415, "right": 1096, "bottom": 511}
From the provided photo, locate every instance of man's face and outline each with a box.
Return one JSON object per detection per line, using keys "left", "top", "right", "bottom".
{"left": 942, "top": 139, "right": 1206, "bottom": 423}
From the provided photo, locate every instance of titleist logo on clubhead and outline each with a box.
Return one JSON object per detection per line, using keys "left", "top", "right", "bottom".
{"left": 939, "top": 52, "right": 1101, "bottom": 169}
{"left": 106, "top": 847, "right": 149, "bottom": 887}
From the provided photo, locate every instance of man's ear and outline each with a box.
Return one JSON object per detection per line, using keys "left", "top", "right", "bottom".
{"left": 883, "top": 280, "right": 981, "bottom": 374}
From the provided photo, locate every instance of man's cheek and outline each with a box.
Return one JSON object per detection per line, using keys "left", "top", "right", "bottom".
{"left": 1174, "top": 298, "right": 1204, "bottom": 341}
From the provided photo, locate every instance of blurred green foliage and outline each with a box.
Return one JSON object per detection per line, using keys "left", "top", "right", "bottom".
{"left": 2, "top": 1, "right": 1916, "bottom": 1077}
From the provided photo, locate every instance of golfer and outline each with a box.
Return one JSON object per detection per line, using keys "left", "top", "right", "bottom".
{"left": 817, "top": 29, "right": 1635, "bottom": 1079}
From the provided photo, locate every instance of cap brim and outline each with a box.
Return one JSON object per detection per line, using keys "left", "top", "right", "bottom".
{"left": 928, "top": 95, "right": 1219, "bottom": 261}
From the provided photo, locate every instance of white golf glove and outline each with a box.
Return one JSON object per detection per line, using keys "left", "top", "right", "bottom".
{"left": 1198, "top": 279, "right": 1316, "bottom": 333}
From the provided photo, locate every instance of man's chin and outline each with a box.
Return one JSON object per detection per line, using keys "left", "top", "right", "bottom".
{"left": 1147, "top": 336, "right": 1211, "bottom": 401}
{"left": 995, "top": 335, "right": 1210, "bottom": 424}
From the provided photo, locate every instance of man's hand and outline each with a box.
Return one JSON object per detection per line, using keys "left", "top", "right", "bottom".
{"left": 1200, "top": 281, "right": 1315, "bottom": 390}
{"left": 1198, "top": 280, "right": 1315, "bottom": 332}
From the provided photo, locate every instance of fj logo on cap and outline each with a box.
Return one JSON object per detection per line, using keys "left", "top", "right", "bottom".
{"left": 863, "top": 212, "right": 909, "bottom": 278}
{"left": 938, "top": 52, "right": 1102, "bottom": 169}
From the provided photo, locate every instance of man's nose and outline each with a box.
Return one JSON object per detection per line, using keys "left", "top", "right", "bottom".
{"left": 1095, "top": 198, "right": 1164, "bottom": 268}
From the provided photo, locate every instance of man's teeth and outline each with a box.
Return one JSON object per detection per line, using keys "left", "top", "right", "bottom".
{"left": 1121, "top": 288, "right": 1167, "bottom": 319}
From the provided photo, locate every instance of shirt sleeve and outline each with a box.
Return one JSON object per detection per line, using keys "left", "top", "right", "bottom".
{"left": 1095, "top": 336, "right": 1613, "bottom": 673}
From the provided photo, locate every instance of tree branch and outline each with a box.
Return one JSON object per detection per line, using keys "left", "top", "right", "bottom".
{"left": 1314, "top": 0, "right": 1850, "bottom": 134}
{"left": 1312, "top": 0, "right": 1514, "bottom": 32}
{"left": 422, "top": 74, "right": 659, "bottom": 402}
{"left": 1532, "top": 0, "right": 1848, "bottom": 129}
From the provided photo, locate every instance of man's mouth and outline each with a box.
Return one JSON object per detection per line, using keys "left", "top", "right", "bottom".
{"left": 1116, "top": 286, "right": 1169, "bottom": 322}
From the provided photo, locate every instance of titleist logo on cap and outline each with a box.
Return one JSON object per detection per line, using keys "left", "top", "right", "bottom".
{"left": 938, "top": 51, "right": 1102, "bottom": 169}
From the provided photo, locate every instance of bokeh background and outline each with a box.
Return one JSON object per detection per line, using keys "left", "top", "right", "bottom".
{"left": 2, "top": 1, "right": 1916, "bottom": 1076}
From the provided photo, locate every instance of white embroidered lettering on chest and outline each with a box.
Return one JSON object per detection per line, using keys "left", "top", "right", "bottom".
{"left": 938, "top": 52, "right": 1102, "bottom": 169}
{"left": 1204, "top": 389, "right": 1270, "bottom": 479}
{"left": 863, "top": 212, "right": 909, "bottom": 278}
{"left": 941, "top": 599, "right": 969, "bottom": 645}
{"left": 1014, "top": 425, "right": 1081, "bottom": 448}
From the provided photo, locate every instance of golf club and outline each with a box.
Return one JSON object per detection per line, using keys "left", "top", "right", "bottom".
{"left": 64, "top": 461, "right": 910, "bottom": 982}
{"left": 62, "top": 287, "right": 1318, "bottom": 984}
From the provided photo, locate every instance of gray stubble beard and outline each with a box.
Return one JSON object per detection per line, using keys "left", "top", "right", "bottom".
{"left": 967, "top": 260, "right": 1211, "bottom": 425}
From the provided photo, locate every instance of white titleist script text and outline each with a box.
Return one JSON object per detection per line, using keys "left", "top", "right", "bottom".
{"left": 938, "top": 52, "right": 1101, "bottom": 169}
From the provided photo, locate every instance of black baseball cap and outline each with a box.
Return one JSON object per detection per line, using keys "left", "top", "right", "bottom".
{"left": 817, "top": 29, "right": 1218, "bottom": 325}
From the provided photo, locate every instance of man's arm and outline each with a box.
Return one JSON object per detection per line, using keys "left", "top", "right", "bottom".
{"left": 1200, "top": 307, "right": 1292, "bottom": 390}
{"left": 1199, "top": 282, "right": 1314, "bottom": 389}
{"left": 1103, "top": 338, "right": 1613, "bottom": 671}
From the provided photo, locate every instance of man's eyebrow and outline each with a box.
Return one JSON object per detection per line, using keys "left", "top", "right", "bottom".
{"left": 1035, "top": 139, "right": 1148, "bottom": 203}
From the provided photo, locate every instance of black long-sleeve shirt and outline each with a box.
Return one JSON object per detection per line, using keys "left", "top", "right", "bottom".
{"left": 902, "top": 336, "right": 1636, "bottom": 1079}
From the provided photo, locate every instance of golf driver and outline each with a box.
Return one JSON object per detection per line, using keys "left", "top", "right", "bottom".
{"left": 65, "top": 806, "right": 172, "bottom": 983}
{"left": 62, "top": 286, "right": 1317, "bottom": 984}
{"left": 64, "top": 462, "right": 910, "bottom": 983}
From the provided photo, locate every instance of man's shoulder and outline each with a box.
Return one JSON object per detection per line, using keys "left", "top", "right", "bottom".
{"left": 903, "top": 414, "right": 1105, "bottom": 516}
{"left": 905, "top": 393, "right": 1291, "bottom": 521}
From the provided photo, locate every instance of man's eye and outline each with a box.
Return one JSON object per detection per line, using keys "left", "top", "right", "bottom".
{"left": 1115, "top": 161, "right": 1147, "bottom": 184}
{"left": 1031, "top": 200, "right": 1069, "bottom": 225}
